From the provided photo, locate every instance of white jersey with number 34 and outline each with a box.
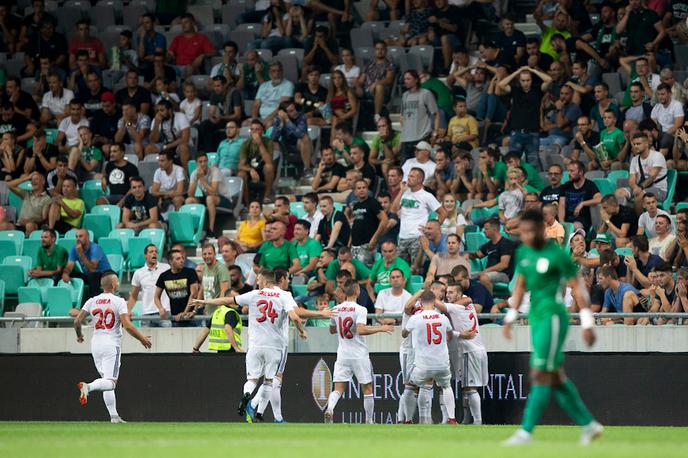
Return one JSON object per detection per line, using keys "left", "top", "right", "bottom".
{"left": 82, "top": 293, "right": 129, "bottom": 346}
{"left": 445, "top": 302, "right": 484, "bottom": 353}
{"left": 331, "top": 301, "right": 368, "bottom": 359}
{"left": 236, "top": 287, "right": 295, "bottom": 350}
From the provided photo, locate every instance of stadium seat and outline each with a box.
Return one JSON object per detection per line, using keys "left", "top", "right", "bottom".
{"left": 82, "top": 214, "right": 112, "bottom": 242}
{"left": 3, "top": 256, "right": 33, "bottom": 282}
{"left": 0, "top": 279, "right": 4, "bottom": 316}
{"left": 169, "top": 204, "right": 206, "bottom": 246}
{"left": 411, "top": 275, "right": 423, "bottom": 284}
{"left": 14, "top": 303, "right": 43, "bottom": 322}
{"left": 661, "top": 169, "right": 677, "bottom": 211}
{"left": 408, "top": 45, "right": 434, "bottom": 73}
{"left": 65, "top": 229, "right": 94, "bottom": 241}
{"left": 0, "top": 240, "right": 18, "bottom": 259}
{"left": 277, "top": 48, "right": 305, "bottom": 69}
{"left": 137, "top": 229, "right": 165, "bottom": 255}
{"left": 235, "top": 23, "right": 262, "bottom": 36}
{"left": 44, "top": 287, "right": 74, "bottom": 316}
{"left": 108, "top": 229, "right": 135, "bottom": 255}
{"left": 80, "top": 180, "right": 106, "bottom": 211}
{"left": 137, "top": 162, "right": 158, "bottom": 190}
{"left": 107, "top": 254, "right": 125, "bottom": 280}
{"left": 615, "top": 247, "right": 633, "bottom": 257}
{"left": 272, "top": 54, "right": 299, "bottom": 83}
{"left": 99, "top": 237, "right": 124, "bottom": 257}
{"left": 18, "top": 287, "right": 43, "bottom": 307}
{"left": 89, "top": 5, "right": 116, "bottom": 29}
{"left": 470, "top": 257, "right": 486, "bottom": 272}
{"left": 350, "top": 28, "right": 374, "bottom": 50}
{"left": 57, "top": 278, "right": 84, "bottom": 307}
{"left": 127, "top": 237, "right": 152, "bottom": 271}
{"left": 54, "top": 7, "right": 83, "bottom": 34}
{"left": 255, "top": 49, "right": 273, "bottom": 61}
{"left": 290, "top": 202, "right": 306, "bottom": 218}
{"left": 122, "top": 5, "right": 147, "bottom": 29}
{"left": 222, "top": 3, "right": 245, "bottom": 25}
{"left": 592, "top": 178, "right": 615, "bottom": 198}
{"left": 27, "top": 278, "right": 53, "bottom": 304}
{"left": 0, "top": 230, "right": 25, "bottom": 254}
{"left": 465, "top": 232, "right": 489, "bottom": 253}
{"left": 228, "top": 31, "right": 254, "bottom": 53}
{"left": 22, "top": 239, "right": 41, "bottom": 268}
{"left": 0, "top": 265, "right": 26, "bottom": 297}
{"left": 292, "top": 284, "right": 308, "bottom": 298}
{"left": 91, "top": 205, "right": 122, "bottom": 229}
{"left": 409, "top": 282, "right": 424, "bottom": 294}
{"left": 57, "top": 238, "right": 76, "bottom": 254}
{"left": 188, "top": 4, "right": 216, "bottom": 28}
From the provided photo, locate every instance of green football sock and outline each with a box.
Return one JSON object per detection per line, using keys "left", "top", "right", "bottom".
{"left": 521, "top": 384, "right": 551, "bottom": 433}
{"left": 553, "top": 379, "right": 594, "bottom": 426}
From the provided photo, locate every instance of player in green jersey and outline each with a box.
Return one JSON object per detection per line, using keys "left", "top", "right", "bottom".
{"left": 502, "top": 209, "right": 604, "bottom": 446}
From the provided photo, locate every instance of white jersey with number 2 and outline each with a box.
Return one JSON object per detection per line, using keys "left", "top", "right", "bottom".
{"left": 237, "top": 287, "right": 295, "bottom": 350}
{"left": 331, "top": 301, "right": 369, "bottom": 359}
{"left": 82, "top": 293, "right": 129, "bottom": 347}
{"left": 404, "top": 309, "right": 453, "bottom": 370}
{"left": 445, "top": 302, "right": 484, "bottom": 353}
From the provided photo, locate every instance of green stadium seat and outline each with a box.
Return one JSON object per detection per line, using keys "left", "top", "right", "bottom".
{"left": 0, "top": 280, "right": 4, "bottom": 315}
{"left": 292, "top": 284, "right": 308, "bottom": 297}
{"left": 27, "top": 278, "right": 53, "bottom": 304}
{"left": 661, "top": 169, "right": 677, "bottom": 211}
{"left": 82, "top": 214, "right": 112, "bottom": 241}
{"left": 8, "top": 190, "right": 22, "bottom": 219}
{"left": 0, "top": 230, "right": 25, "bottom": 254}
{"left": 3, "top": 256, "right": 33, "bottom": 282}
{"left": 464, "top": 225, "right": 480, "bottom": 233}
{"left": 80, "top": 180, "right": 106, "bottom": 211}
{"left": 45, "top": 287, "right": 74, "bottom": 316}
{"left": 290, "top": 202, "right": 306, "bottom": 218}
{"left": 592, "top": 178, "right": 615, "bottom": 197}
{"left": 409, "top": 282, "right": 424, "bottom": 293}
{"left": 470, "top": 206, "right": 499, "bottom": 221}
{"left": 470, "top": 257, "right": 486, "bottom": 272}
{"left": 91, "top": 205, "right": 121, "bottom": 228}
{"left": 18, "top": 287, "right": 43, "bottom": 306}
{"left": 0, "top": 239, "right": 18, "bottom": 259}
{"left": 107, "top": 254, "right": 124, "bottom": 280}
{"left": 127, "top": 237, "right": 152, "bottom": 271}
{"left": 22, "top": 239, "right": 41, "bottom": 267}
{"left": 57, "top": 278, "right": 85, "bottom": 307}
{"left": 374, "top": 283, "right": 389, "bottom": 294}
{"left": 29, "top": 230, "right": 59, "bottom": 241}
{"left": 0, "top": 265, "right": 26, "bottom": 296}
{"left": 99, "top": 237, "right": 124, "bottom": 256}
{"left": 65, "top": 229, "right": 94, "bottom": 240}
{"left": 410, "top": 275, "right": 423, "bottom": 284}
{"left": 57, "top": 238, "right": 76, "bottom": 254}
{"left": 465, "top": 232, "right": 488, "bottom": 253}
{"left": 169, "top": 204, "right": 206, "bottom": 246}
{"left": 562, "top": 222, "right": 575, "bottom": 245}
{"left": 137, "top": 229, "right": 165, "bottom": 254}
{"left": 108, "top": 229, "right": 135, "bottom": 255}
{"left": 207, "top": 152, "right": 219, "bottom": 165}
{"left": 615, "top": 247, "right": 633, "bottom": 257}
{"left": 676, "top": 202, "right": 688, "bottom": 211}
{"left": 607, "top": 170, "right": 629, "bottom": 184}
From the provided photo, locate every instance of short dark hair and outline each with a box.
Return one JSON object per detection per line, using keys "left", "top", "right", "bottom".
{"left": 129, "top": 176, "right": 145, "bottom": 186}
{"left": 144, "top": 243, "right": 157, "bottom": 254}
{"left": 653, "top": 260, "right": 672, "bottom": 273}
{"left": 657, "top": 83, "right": 672, "bottom": 93}
{"left": 601, "top": 194, "right": 619, "bottom": 205}
{"left": 638, "top": 118, "right": 659, "bottom": 132}
{"left": 520, "top": 209, "right": 545, "bottom": 225}
{"left": 335, "top": 122, "right": 353, "bottom": 135}
{"left": 294, "top": 219, "right": 311, "bottom": 231}
{"left": 43, "top": 228, "right": 57, "bottom": 239}
{"left": 504, "top": 151, "right": 522, "bottom": 163}
{"left": 303, "top": 192, "right": 318, "bottom": 204}
{"left": 631, "top": 235, "right": 649, "bottom": 252}
{"left": 598, "top": 265, "right": 618, "bottom": 280}
{"left": 336, "top": 269, "right": 353, "bottom": 280}
{"left": 390, "top": 267, "right": 405, "bottom": 278}
{"left": 160, "top": 150, "right": 175, "bottom": 162}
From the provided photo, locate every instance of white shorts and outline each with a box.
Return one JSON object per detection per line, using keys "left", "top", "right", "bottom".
{"left": 410, "top": 366, "right": 452, "bottom": 388}
{"left": 277, "top": 346, "right": 289, "bottom": 375}
{"left": 333, "top": 358, "right": 373, "bottom": 385}
{"left": 246, "top": 347, "right": 282, "bottom": 380}
{"left": 91, "top": 340, "right": 121, "bottom": 380}
{"left": 399, "top": 350, "right": 415, "bottom": 385}
{"left": 461, "top": 349, "right": 489, "bottom": 388}
{"left": 449, "top": 348, "right": 463, "bottom": 381}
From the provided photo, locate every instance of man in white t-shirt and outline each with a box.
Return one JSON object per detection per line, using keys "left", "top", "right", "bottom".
{"left": 185, "top": 152, "right": 232, "bottom": 238}
{"left": 374, "top": 267, "right": 412, "bottom": 325}
{"left": 391, "top": 168, "right": 446, "bottom": 264}
{"left": 145, "top": 99, "right": 192, "bottom": 167}
{"left": 55, "top": 99, "right": 90, "bottom": 153}
{"left": 402, "top": 141, "right": 436, "bottom": 185}
{"left": 41, "top": 72, "right": 75, "bottom": 124}
{"left": 75, "top": 272, "right": 152, "bottom": 423}
{"left": 636, "top": 192, "right": 670, "bottom": 238}
{"left": 127, "top": 244, "right": 171, "bottom": 327}
{"left": 616, "top": 133, "right": 668, "bottom": 213}
{"left": 151, "top": 150, "right": 186, "bottom": 212}
{"left": 650, "top": 83, "right": 684, "bottom": 135}
{"left": 402, "top": 289, "right": 456, "bottom": 424}
{"left": 325, "top": 279, "right": 393, "bottom": 424}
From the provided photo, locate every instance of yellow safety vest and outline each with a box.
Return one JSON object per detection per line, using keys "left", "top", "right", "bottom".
{"left": 208, "top": 305, "right": 242, "bottom": 351}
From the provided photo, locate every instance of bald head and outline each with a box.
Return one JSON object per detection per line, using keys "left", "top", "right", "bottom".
{"left": 100, "top": 272, "right": 118, "bottom": 292}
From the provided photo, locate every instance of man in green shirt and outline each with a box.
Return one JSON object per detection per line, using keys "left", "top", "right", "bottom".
{"left": 293, "top": 220, "right": 322, "bottom": 281}
{"left": 258, "top": 220, "right": 301, "bottom": 273}
{"left": 472, "top": 147, "right": 507, "bottom": 198}
{"left": 420, "top": 71, "right": 454, "bottom": 121}
{"left": 325, "top": 246, "right": 370, "bottom": 294}
{"left": 68, "top": 126, "right": 103, "bottom": 182}
{"left": 332, "top": 121, "right": 369, "bottom": 166}
{"left": 29, "top": 228, "right": 68, "bottom": 284}
{"left": 503, "top": 209, "right": 602, "bottom": 446}
{"left": 597, "top": 109, "right": 626, "bottom": 170}
{"left": 367, "top": 240, "right": 412, "bottom": 297}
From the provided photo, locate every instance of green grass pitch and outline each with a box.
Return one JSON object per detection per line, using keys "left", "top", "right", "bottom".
{"left": 1, "top": 423, "right": 687, "bottom": 458}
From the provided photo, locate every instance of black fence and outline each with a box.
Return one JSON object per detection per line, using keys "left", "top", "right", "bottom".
{"left": 1, "top": 353, "right": 687, "bottom": 425}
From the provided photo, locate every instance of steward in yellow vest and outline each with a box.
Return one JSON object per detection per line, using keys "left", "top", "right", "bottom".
{"left": 208, "top": 305, "right": 243, "bottom": 352}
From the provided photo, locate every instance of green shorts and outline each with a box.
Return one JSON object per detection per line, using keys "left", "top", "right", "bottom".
{"left": 529, "top": 311, "right": 569, "bottom": 371}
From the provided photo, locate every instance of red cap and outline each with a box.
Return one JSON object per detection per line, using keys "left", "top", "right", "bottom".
{"left": 100, "top": 91, "right": 115, "bottom": 103}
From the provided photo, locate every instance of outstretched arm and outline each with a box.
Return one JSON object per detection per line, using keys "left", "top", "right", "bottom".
{"left": 359, "top": 323, "right": 394, "bottom": 336}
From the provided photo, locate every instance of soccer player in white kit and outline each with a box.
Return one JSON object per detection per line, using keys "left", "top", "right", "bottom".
{"left": 397, "top": 289, "right": 423, "bottom": 423}
{"left": 402, "top": 289, "right": 457, "bottom": 424}
{"left": 325, "top": 280, "right": 393, "bottom": 423}
{"left": 74, "top": 272, "right": 152, "bottom": 422}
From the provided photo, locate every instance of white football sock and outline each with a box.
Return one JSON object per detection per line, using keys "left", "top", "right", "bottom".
{"left": 363, "top": 394, "right": 374, "bottom": 423}
{"left": 418, "top": 385, "right": 433, "bottom": 424}
{"left": 251, "top": 384, "right": 264, "bottom": 409}
{"left": 243, "top": 380, "right": 257, "bottom": 397}
{"left": 468, "top": 391, "right": 482, "bottom": 424}
{"left": 462, "top": 394, "right": 472, "bottom": 424}
{"left": 402, "top": 388, "right": 418, "bottom": 423}
{"left": 398, "top": 388, "right": 412, "bottom": 422}
{"left": 270, "top": 378, "right": 283, "bottom": 421}
{"left": 87, "top": 378, "right": 115, "bottom": 392}
{"left": 257, "top": 381, "right": 273, "bottom": 415}
{"left": 326, "top": 390, "right": 342, "bottom": 414}
{"left": 442, "top": 386, "right": 456, "bottom": 420}
{"left": 103, "top": 391, "right": 119, "bottom": 418}
{"left": 439, "top": 389, "right": 448, "bottom": 424}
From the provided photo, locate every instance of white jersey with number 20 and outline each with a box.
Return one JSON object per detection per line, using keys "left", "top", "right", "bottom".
{"left": 236, "top": 287, "right": 295, "bottom": 350}
{"left": 445, "top": 302, "right": 484, "bottom": 353}
{"left": 404, "top": 309, "right": 453, "bottom": 370}
{"left": 82, "top": 293, "right": 129, "bottom": 346}
{"left": 331, "top": 301, "right": 369, "bottom": 359}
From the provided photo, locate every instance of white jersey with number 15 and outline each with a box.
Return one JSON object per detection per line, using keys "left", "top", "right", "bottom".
{"left": 236, "top": 287, "right": 295, "bottom": 350}
{"left": 404, "top": 309, "right": 453, "bottom": 370}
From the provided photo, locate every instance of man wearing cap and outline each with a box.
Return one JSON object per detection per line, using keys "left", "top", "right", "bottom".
{"left": 91, "top": 92, "right": 121, "bottom": 159}
{"left": 401, "top": 141, "right": 436, "bottom": 186}
{"left": 593, "top": 232, "right": 614, "bottom": 253}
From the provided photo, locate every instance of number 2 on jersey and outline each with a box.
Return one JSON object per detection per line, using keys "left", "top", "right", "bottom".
{"left": 426, "top": 322, "right": 442, "bottom": 344}
{"left": 469, "top": 312, "right": 478, "bottom": 333}
{"left": 338, "top": 317, "right": 354, "bottom": 339}
{"left": 256, "top": 300, "right": 278, "bottom": 323}
{"left": 92, "top": 308, "right": 116, "bottom": 330}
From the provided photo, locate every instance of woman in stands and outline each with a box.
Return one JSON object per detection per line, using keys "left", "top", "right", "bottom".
{"left": 327, "top": 70, "right": 358, "bottom": 130}
{"left": 237, "top": 200, "right": 267, "bottom": 253}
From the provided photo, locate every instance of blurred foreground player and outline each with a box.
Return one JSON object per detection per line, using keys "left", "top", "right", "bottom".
{"left": 502, "top": 209, "right": 603, "bottom": 446}
{"left": 74, "top": 272, "right": 152, "bottom": 422}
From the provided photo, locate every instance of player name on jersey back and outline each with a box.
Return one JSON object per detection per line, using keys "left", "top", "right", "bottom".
{"left": 404, "top": 309, "right": 452, "bottom": 370}
{"left": 332, "top": 302, "right": 369, "bottom": 360}
{"left": 82, "top": 293, "right": 129, "bottom": 345}
{"left": 237, "top": 287, "right": 296, "bottom": 350}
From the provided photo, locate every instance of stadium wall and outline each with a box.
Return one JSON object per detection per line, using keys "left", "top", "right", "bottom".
{"left": 2, "top": 353, "right": 687, "bottom": 425}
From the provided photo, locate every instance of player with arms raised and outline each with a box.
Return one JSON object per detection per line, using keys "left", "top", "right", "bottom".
{"left": 402, "top": 290, "right": 456, "bottom": 424}
{"left": 502, "top": 209, "right": 603, "bottom": 446}
{"left": 75, "top": 271, "right": 152, "bottom": 423}
{"left": 325, "top": 279, "right": 393, "bottom": 424}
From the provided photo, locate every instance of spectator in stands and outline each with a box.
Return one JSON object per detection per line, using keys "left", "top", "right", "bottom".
{"left": 197, "top": 243, "right": 231, "bottom": 320}
{"left": 303, "top": 25, "right": 339, "bottom": 77}
{"left": 497, "top": 66, "right": 553, "bottom": 169}
{"left": 147, "top": 99, "right": 191, "bottom": 167}
{"left": 5, "top": 172, "right": 50, "bottom": 234}
{"left": 46, "top": 155, "right": 77, "bottom": 196}
{"left": 598, "top": 264, "right": 641, "bottom": 325}
{"left": 316, "top": 195, "right": 350, "bottom": 250}
{"left": 127, "top": 244, "right": 171, "bottom": 327}
{"left": 571, "top": 115, "right": 599, "bottom": 165}
{"left": 622, "top": 82, "right": 653, "bottom": 124}
{"left": 115, "top": 70, "right": 152, "bottom": 116}
{"left": 296, "top": 66, "right": 329, "bottom": 127}
{"left": 349, "top": 179, "right": 388, "bottom": 266}
{"left": 425, "top": 233, "right": 470, "bottom": 286}
{"left": 559, "top": 160, "right": 602, "bottom": 231}
{"left": 594, "top": 109, "right": 627, "bottom": 171}
{"left": 237, "top": 200, "right": 266, "bottom": 253}
{"left": 155, "top": 249, "right": 200, "bottom": 327}
{"left": 151, "top": 150, "right": 186, "bottom": 213}
{"left": 542, "top": 202, "right": 565, "bottom": 244}
{"left": 40, "top": 73, "right": 74, "bottom": 125}
{"left": 198, "top": 75, "right": 243, "bottom": 153}
{"left": 68, "top": 51, "right": 98, "bottom": 98}
{"left": 90, "top": 92, "right": 120, "bottom": 157}
{"left": 97, "top": 143, "right": 138, "bottom": 207}
{"left": 54, "top": 99, "right": 89, "bottom": 156}
{"left": 292, "top": 220, "right": 322, "bottom": 281}
{"left": 599, "top": 194, "right": 638, "bottom": 247}
{"left": 355, "top": 40, "right": 395, "bottom": 123}
{"left": 68, "top": 126, "right": 102, "bottom": 182}
{"left": 471, "top": 147, "right": 505, "bottom": 200}
{"left": 252, "top": 61, "right": 295, "bottom": 126}
{"left": 111, "top": 30, "right": 138, "bottom": 73}
{"left": 399, "top": 70, "right": 439, "bottom": 161}
{"left": 589, "top": 82, "right": 618, "bottom": 131}
{"left": 217, "top": 120, "right": 244, "bottom": 176}
{"left": 249, "top": 0, "right": 299, "bottom": 52}
{"left": 257, "top": 220, "right": 300, "bottom": 272}
{"left": 640, "top": 118, "right": 674, "bottom": 159}
{"left": 373, "top": 267, "right": 410, "bottom": 325}
{"left": 496, "top": 15, "right": 527, "bottom": 65}
{"left": 143, "top": 52, "right": 178, "bottom": 93}
{"left": 626, "top": 234, "right": 663, "bottom": 288}
{"left": 446, "top": 97, "right": 478, "bottom": 150}
{"left": 392, "top": 168, "right": 444, "bottom": 264}
{"left": 616, "top": 133, "right": 668, "bottom": 214}
{"left": 301, "top": 192, "right": 324, "bottom": 239}
{"left": 643, "top": 261, "right": 677, "bottom": 325}
{"left": 534, "top": 5, "right": 572, "bottom": 60}
{"left": 271, "top": 99, "right": 312, "bottom": 176}
{"left": 179, "top": 81, "right": 201, "bottom": 128}
{"left": 425, "top": 0, "right": 462, "bottom": 70}
{"left": 451, "top": 264, "right": 492, "bottom": 312}
{"left": 637, "top": 193, "right": 669, "bottom": 237}
{"left": 326, "top": 246, "right": 370, "bottom": 290}
{"left": 4, "top": 76, "right": 40, "bottom": 121}
{"left": 331, "top": 121, "right": 367, "bottom": 166}
{"left": 18, "top": 1, "right": 55, "bottom": 49}
{"left": 238, "top": 118, "right": 275, "bottom": 206}
{"left": 367, "top": 239, "right": 411, "bottom": 294}
{"left": 228, "top": 264, "right": 252, "bottom": 295}
{"left": 401, "top": 141, "right": 435, "bottom": 185}
{"left": 210, "top": 41, "right": 241, "bottom": 82}
{"left": 518, "top": 36, "right": 553, "bottom": 72}
{"left": 335, "top": 47, "right": 361, "bottom": 88}
{"left": 427, "top": 148, "right": 454, "bottom": 200}
{"left": 167, "top": 13, "right": 215, "bottom": 77}
{"left": 620, "top": 55, "right": 661, "bottom": 107}
{"left": 114, "top": 99, "right": 150, "bottom": 161}
{"left": 150, "top": 77, "right": 180, "bottom": 110}
{"left": 47, "top": 175, "right": 83, "bottom": 234}
{"left": 119, "top": 176, "right": 161, "bottom": 232}
{"left": 658, "top": 68, "right": 688, "bottom": 106}
{"left": 0, "top": 131, "right": 27, "bottom": 181}
{"left": 271, "top": 196, "right": 297, "bottom": 240}
{"left": 62, "top": 228, "right": 112, "bottom": 298}
{"left": 23, "top": 18, "right": 67, "bottom": 78}
{"left": 541, "top": 84, "right": 582, "bottom": 147}
{"left": 470, "top": 217, "right": 517, "bottom": 294}
{"left": 137, "top": 13, "right": 167, "bottom": 70}
{"left": 368, "top": 115, "right": 400, "bottom": 177}
{"left": 504, "top": 151, "right": 544, "bottom": 190}
{"left": 237, "top": 50, "right": 269, "bottom": 100}
{"left": 23, "top": 128, "right": 56, "bottom": 179}
{"left": 334, "top": 268, "right": 374, "bottom": 311}
{"left": 617, "top": 0, "right": 666, "bottom": 58}
{"left": 68, "top": 19, "right": 106, "bottom": 70}
{"left": 383, "top": 165, "right": 404, "bottom": 202}
{"left": 649, "top": 214, "right": 676, "bottom": 261}
{"left": 651, "top": 83, "right": 684, "bottom": 135}
{"left": 28, "top": 228, "right": 67, "bottom": 284}
{"left": 415, "top": 219, "right": 449, "bottom": 273}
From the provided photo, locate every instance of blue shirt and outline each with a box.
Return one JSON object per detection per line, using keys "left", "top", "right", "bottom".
{"left": 603, "top": 282, "right": 638, "bottom": 313}
{"left": 138, "top": 32, "right": 167, "bottom": 57}
{"left": 255, "top": 79, "right": 294, "bottom": 119}
{"left": 69, "top": 243, "right": 112, "bottom": 273}
{"left": 271, "top": 113, "right": 307, "bottom": 141}
{"left": 548, "top": 102, "right": 583, "bottom": 139}
{"left": 429, "top": 234, "right": 449, "bottom": 255}
{"left": 217, "top": 137, "right": 245, "bottom": 172}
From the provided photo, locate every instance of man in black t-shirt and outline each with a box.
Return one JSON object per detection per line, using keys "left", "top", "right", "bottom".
{"left": 317, "top": 195, "right": 351, "bottom": 250}
{"left": 98, "top": 144, "right": 139, "bottom": 206}
{"left": 519, "top": 37, "right": 554, "bottom": 72}
{"left": 571, "top": 115, "right": 600, "bottom": 163}
{"left": 0, "top": 102, "right": 36, "bottom": 146}
{"left": 350, "top": 179, "right": 388, "bottom": 267}
{"left": 115, "top": 70, "right": 152, "bottom": 115}
{"left": 295, "top": 67, "right": 328, "bottom": 120}
{"left": 155, "top": 250, "right": 199, "bottom": 326}
{"left": 91, "top": 92, "right": 121, "bottom": 156}
{"left": 539, "top": 164, "right": 564, "bottom": 204}
{"left": 4, "top": 77, "right": 40, "bottom": 121}
{"left": 558, "top": 160, "right": 602, "bottom": 231}
{"left": 78, "top": 72, "right": 109, "bottom": 118}
{"left": 24, "top": 128, "right": 58, "bottom": 177}
{"left": 312, "top": 147, "right": 347, "bottom": 193}
{"left": 599, "top": 194, "right": 639, "bottom": 247}
{"left": 118, "top": 176, "right": 161, "bottom": 233}
{"left": 302, "top": 26, "right": 339, "bottom": 76}
{"left": 470, "top": 217, "right": 517, "bottom": 294}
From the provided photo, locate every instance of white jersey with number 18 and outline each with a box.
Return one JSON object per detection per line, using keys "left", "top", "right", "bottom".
{"left": 404, "top": 309, "right": 453, "bottom": 370}
{"left": 82, "top": 293, "right": 129, "bottom": 346}
{"left": 331, "top": 301, "right": 369, "bottom": 359}
{"left": 236, "top": 287, "right": 295, "bottom": 350}
{"left": 445, "top": 302, "right": 484, "bottom": 353}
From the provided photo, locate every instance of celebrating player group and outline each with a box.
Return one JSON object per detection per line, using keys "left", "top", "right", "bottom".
{"left": 73, "top": 209, "right": 603, "bottom": 445}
